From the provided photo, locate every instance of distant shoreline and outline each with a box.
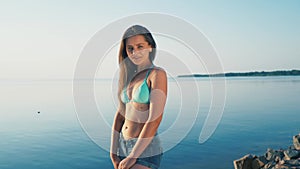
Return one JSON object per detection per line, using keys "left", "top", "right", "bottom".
{"left": 177, "top": 69, "right": 300, "bottom": 78}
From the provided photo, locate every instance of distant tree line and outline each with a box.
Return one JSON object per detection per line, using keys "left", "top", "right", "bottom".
{"left": 178, "top": 69, "right": 300, "bottom": 78}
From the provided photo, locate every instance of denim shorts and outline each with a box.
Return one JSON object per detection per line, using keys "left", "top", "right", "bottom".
{"left": 118, "top": 132, "right": 163, "bottom": 169}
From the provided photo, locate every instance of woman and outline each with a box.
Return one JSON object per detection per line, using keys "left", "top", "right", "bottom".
{"left": 110, "top": 25, "right": 167, "bottom": 169}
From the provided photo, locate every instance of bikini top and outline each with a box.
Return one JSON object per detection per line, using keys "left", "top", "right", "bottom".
{"left": 121, "top": 66, "right": 154, "bottom": 104}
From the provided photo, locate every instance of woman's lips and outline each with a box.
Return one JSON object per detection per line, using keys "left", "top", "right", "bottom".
{"left": 132, "top": 57, "right": 141, "bottom": 61}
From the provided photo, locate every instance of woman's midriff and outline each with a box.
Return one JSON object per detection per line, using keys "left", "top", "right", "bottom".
{"left": 121, "top": 102, "right": 149, "bottom": 140}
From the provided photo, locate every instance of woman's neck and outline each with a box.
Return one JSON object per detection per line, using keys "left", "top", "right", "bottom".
{"left": 137, "top": 62, "right": 153, "bottom": 72}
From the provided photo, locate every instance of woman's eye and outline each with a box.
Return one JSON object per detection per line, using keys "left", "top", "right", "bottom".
{"left": 138, "top": 46, "right": 143, "bottom": 49}
{"left": 127, "top": 47, "right": 133, "bottom": 53}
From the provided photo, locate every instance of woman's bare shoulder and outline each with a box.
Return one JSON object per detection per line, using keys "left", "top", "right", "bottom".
{"left": 148, "top": 66, "right": 167, "bottom": 84}
{"left": 151, "top": 66, "right": 167, "bottom": 77}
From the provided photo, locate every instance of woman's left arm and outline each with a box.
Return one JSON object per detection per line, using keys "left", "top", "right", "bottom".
{"left": 129, "top": 68, "right": 168, "bottom": 158}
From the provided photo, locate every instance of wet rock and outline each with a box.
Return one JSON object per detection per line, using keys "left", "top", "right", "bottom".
{"left": 274, "top": 163, "right": 291, "bottom": 169}
{"left": 265, "top": 148, "right": 284, "bottom": 162}
{"left": 234, "top": 134, "right": 300, "bottom": 169}
{"left": 263, "top": 161, "right": 276, "bottom": 169}
{"left": 287, "top": 159, "right": 300, "bottom": 166}
{"left": 252, "top": 156, "right": 267, "bottom": 169}
{"left": 284, "top": 148, "right": 300, "bottom": 160}
{"left": 293, "top": 134, "right": 300, "bottom": 150}
{"left": 265, "top": 148, "right": 276, "bottom": 161}
{"left": 233, "top": 154, "right": 254, "bottom": 169}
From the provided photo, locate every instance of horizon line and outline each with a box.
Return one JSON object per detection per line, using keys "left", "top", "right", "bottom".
{"left": 0, "top": 68, "right": 299, "bottom": 81}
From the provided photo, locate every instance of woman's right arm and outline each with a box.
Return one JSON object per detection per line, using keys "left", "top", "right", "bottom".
{"left": 110, "top": 105, "right": 125, "bottom": 169}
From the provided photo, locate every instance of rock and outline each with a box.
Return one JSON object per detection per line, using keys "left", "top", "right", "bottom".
{"left": 265, "top": 148, "right": 276, "bottom": 161}
{"left": 293, "top": 134, "right": 300, "bottom": 150}
{"left": 274, "top": 163, "right": 292, "bottom": 169}
{"left": 265, "top": 148, "right": 284, "bottom": 162}
{"left": 276, "top": 149, "right": 285, "bottom": 162}
{"left": 252, "top": 156, "right": 267, "bottom": 169}
{"left": 234, "top": 134, "right": 300, "bottom": 169}
{"left": 274, "top": 159, "right": 300, "bottom": 168}
{"left": 263, "top": 161, "right": 276, "bottom": 169}
{"left": 284, "top": 149, "right": 300, "bottom": 160}
{"left": 233, "top": 154, "right": 254, "bottom": 169}
{"left": 288, "top": 145, "right": 296, "bottom": 150}
{"left": 286, "top": 159, "right": 300, "bottom": 166}
{"left": 279, "top": 159, "right": 285, "bottom": 165}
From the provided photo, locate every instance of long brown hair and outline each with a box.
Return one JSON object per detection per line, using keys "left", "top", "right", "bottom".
{"left": 118, "top": 25, "right": 157, "bottom": 106}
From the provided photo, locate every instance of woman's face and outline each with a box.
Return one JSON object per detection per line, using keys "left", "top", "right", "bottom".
{"left": 125, "top": 35, "right": 152, "bottom": 66}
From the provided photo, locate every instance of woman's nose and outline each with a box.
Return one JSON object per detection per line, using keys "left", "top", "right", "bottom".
{"left": 132, "top": 48, "right": 140, "bottom": 55}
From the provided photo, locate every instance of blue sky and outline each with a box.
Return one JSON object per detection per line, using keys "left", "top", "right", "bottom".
{"left": 0, "top": 0, "right": 299, "bottom": 78}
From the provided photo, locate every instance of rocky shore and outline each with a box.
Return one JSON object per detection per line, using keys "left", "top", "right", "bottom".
{"left": 234, "top": 134, "right": 300, "bottom": 169}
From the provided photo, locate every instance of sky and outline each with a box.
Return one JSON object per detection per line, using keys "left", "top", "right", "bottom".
{"left": 0, "top": 0, "right": 299, "bottom": 79}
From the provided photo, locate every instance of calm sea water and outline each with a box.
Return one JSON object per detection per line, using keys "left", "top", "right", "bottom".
{"left": 0, "top": 76, "right": 299, "bottom": 169}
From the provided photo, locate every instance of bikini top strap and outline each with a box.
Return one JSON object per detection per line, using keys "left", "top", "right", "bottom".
{"left": 145, "top": 65, "right": 154, "bottom": 80}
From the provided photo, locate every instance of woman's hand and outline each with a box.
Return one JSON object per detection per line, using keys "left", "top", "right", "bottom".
{"left": 118, "top": 157, "right": 137, "bottom": 169}
{"left": 110, "top": 153, "right": 121, "bottom": 169}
